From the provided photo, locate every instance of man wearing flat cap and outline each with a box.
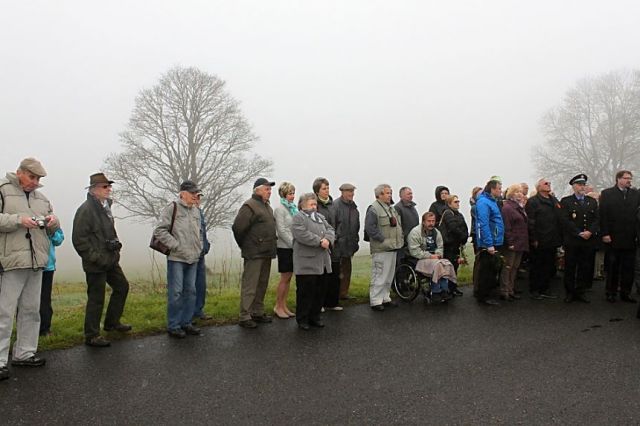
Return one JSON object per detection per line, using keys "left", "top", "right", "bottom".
{"left": 335, "top": 183, "right": 360, "bottom": 300}
{"left": 599, "top": 170, "right": 640, "bottom": 303}
{"left": 232, "top": 178, "right": 277, "bottom": 328}
{"left": 73, "top": 173, "right": 131, "bottom": 347}
{"left": 153, "top": 180, "right": 203, "bottom": 338}
{"left": 0, "top": 157, "right": 60, "bottom": 380}
{"left": 559, "top": 174, "right": 599, "bottom": 303}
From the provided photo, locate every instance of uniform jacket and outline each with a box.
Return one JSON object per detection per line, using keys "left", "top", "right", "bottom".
{"left": 475, "top": 191, "right": 504, "bottom": 249}
{"left": 525, "top": 193, "right": 562, "bottom": 249}
{"left": 153, "top": 199, "right": 203, "bottom": 264}
{"left": 291, "top": 211, "right": 335, "bottom": 275}
{"left": 599, "top": 186, "right": 640, "bottom": 250}
{"left": 72, "top": 193, "right": 121, "bottom": 273}
{"left": 334, "top": 196, "right": 360, "bottom": 258}
{"left": 0, "top": 173, "right": 58, "bottom": 272}
{"left": 407, "top": 225, "right": 444, "bottom": 259}
{"left": 232, "top": 194, "right": 277, "bottom": 259}
{"left": 501, "top": 199, "right": 529, "bottom": 252}
{"left": 559, "top": 194, "right": 599, "bottom": 248}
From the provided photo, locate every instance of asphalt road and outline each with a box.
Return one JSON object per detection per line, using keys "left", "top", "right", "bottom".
{"left": 1, "top": 279, "right": 640, "bottom": 425}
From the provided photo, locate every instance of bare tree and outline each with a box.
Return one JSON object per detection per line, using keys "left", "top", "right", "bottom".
{"left": 105, "top": 66, "right": 272, "bottom": 231}
{"left": 533, "top": 70, "right": 640, "bottom": 192}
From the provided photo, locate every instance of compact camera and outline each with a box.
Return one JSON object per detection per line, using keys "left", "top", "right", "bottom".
{"left": 106, "top": 239, "right": 123, "bottom": 251}
{"left": 31, "top": 216, "right": 49, "bottom": 229}
{"left": 389, "top": 216, "right": 398, "bottom": 227}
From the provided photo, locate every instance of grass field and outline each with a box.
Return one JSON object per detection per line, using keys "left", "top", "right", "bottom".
{"left": 36, "top": 254, "right": 472, "bottom": 351}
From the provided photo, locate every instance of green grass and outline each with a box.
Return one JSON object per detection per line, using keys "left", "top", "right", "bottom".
{"left": 35, "top": 254, "right": 472, "bottom": 351}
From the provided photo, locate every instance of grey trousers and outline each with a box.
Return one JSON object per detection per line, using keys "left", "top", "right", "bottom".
{"left": 239, "top": 258, "right": 271, "bottom": 321}
{"left": 370, "top": 252, "right": 396, "bottom": 306}
{"left": 0, "top": 269, "right": 42, "bottom": 367}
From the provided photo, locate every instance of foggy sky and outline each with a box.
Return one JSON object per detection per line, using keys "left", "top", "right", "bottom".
{"left": 2, "top": 0, "right": 639, "bottom": 278}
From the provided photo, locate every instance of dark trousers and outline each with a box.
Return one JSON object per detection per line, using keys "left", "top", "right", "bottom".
{"left": 84, "top": 264, "right": 130, "bottom": 338}
{"left": 605, "top": 248, "right": 636, "bottom": 296}
{"left": 563, "top": 245, "right": 595, "bottom": 296}
{"left": 529, "top": 247, "right": 557, "bottom": 294}
{"left": 444, "top": 246, "right": 460, "bottom": 292}
{"left": 476, "top": 250, "right": 502, "bottom": 301}
{"left": 323, "top": 261, "right": 341, "bottom": 308}
{"left": 296, "top": 273, "right": 327, "bottom": 325}
{"left": 193, "top": 255, "right": 207, "bottom": 317}
{"left": 39, "top": 270, "right": 54, "bottom": 335}
{"left": 339, "top": 257, "right": 353, "bottom": 298}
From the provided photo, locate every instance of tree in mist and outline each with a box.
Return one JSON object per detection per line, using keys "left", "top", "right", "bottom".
{"left": 105, "top": 66, "right": 272, "bottom": 231}
{"left": 533, "top": 70, "right": 640, "bottom": 191}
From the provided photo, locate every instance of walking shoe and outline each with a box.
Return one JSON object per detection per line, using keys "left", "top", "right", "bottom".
{"left": 539, "top": 292, "right": 558, "bottom": 299}
{"left": 181, "top": 325, "right": 202, "bottom": 336}
{"left": 620, "top": 294, "right": 637, "bottom": 303}
{"left": 167, "top": 328, "right": 186, "bottom": 339}
{"left": 370, "top": 304, "right": 385, "bottom": 311}
{"left": 452, "top": 289, "right": 464, "bottom": 297}
{"left": 383, "top": 301, "right": 398, "bottom": 308}
{"left": 325, "top": 306, "right": 344, "bottom": 311}
{"left": 251, "top": 314, "right": 272, "bottom": 323}
{"left": 298, "top": 322, "right": 311, "bottom": 331}
{"left": 431, "top": 293, "right": 443, "bottom": 303}
{"left": 309, "top": 320, "right": 325, "bottom": 328}
{"left": 85, "top": 336, "right": 111, "bottom": 347}
{"left": 239, "top": 319, "right": 258, "bottom": 329}
{"left": 530, "top": 292, "right": 543, "bottom": 300}
{"left": 104, "top": 323, "right": 132, "bottom": 332}
{"left": 11, "top": 355, "right": 46, "bottom": 367}
{"left": 0, "top": 366, "right": 9, "bottom": 381}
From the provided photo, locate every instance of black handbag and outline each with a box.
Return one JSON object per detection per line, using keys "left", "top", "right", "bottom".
{"left": 149, "top": 202, "right": 177, "bottom": 255}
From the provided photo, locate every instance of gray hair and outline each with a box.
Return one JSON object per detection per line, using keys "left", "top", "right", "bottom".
{"left": 374, "top": 184, "right": 391, "bottom": 198}
{"left": 298, "top": 192, "right": 317, "bottom": 210}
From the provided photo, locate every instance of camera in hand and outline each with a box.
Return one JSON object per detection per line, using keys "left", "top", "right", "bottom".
{"left": 389, "top": 216, "right": 398, "bottom": 227}
{"left": 31, "top": 216, "right": 49, "bottom": 229}
{"left": 106, "top": 239, "right": 123, "bottom": 251}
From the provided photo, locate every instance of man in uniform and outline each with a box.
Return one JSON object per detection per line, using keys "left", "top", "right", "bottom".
{"left": 559, "top": 174, "right": 598, "bottom": 303}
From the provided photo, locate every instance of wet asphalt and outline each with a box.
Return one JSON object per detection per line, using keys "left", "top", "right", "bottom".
{"left": 1, "top": 278, "right": 639, "bottom": 425}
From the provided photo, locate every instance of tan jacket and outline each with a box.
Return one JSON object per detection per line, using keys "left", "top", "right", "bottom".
{"left": 0, "top": 173, "right": 59, "bottom": 271}
{"left": 153, "top": 199, "right": 203, "bottom": 264}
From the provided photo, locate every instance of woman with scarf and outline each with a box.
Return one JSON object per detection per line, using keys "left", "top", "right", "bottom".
{"left": 274, "top": 182, "right": 297, "bottom": 319}
{"left": 292, "top": 193, "right": 335, "bottom": 330}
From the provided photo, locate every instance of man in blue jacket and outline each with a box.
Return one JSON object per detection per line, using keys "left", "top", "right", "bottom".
{"left": 474, "top": 179, "right": 505, "bottom": 305}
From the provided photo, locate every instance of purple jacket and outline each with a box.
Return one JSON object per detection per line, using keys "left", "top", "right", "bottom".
{"left": 502, "top": 199, "right": 529, "bottom": 252}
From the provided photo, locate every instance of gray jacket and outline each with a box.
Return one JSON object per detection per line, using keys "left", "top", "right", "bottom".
{"left": 394, "top": 200, "right": 419, "bottom": 240}
{"left": 292, "top": 211, "right": 335, "bottom": 275}
{"left": 333, "top": 196, "right": 360, "bottom": 257}
{"left": 274, "top": 204, "right": 294, "bottom": 249}
{"left": 153, "top": 199, "right": 203, "bottom": 264}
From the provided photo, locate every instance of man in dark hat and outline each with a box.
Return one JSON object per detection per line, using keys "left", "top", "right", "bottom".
{"left": 559, "top": 174, "right": 599, "bottom": 303}
{"left": 599, "top": 170, "right": 640, "bottom": 303}
{"left": 232, "top": 178, "right": 277, "bottom": 328}
{"left": 0, "top": 157, "right": 60, "bottom": 380}
{"left": 72, "top": 173, "right": 131, "bottom": 347}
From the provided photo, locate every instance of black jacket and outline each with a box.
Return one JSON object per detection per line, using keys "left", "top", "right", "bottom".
{"left": 428, "top": 185, "right": 450, "bottom": 224}
{"left": 525, "top": 193, "right": 562, "bottom": 249}
{"left": 72, "top": 194, "right": 121, "bottom": 273}
{"left": 599, "top": 186, "right": 640, "bottom": 250}
{"left": 559, "top": 194, "right": 599, "bottom": 248}
{"left": 333, "top": 196, "right": 360, "bottom": 258}
{"left": 316, "top": 196, "right": 339, "bottom": 261}
{"left": 439, "top": 208, "right": 469, "bottom": 249}
{"left": 394, "top": 200, "right": 419, "bottom": 240}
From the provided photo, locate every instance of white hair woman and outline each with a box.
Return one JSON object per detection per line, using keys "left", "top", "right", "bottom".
{"left": 499, "top": 184, "right": 529, "bottom": 300}
{"left": 273, "top": 182, "right": 297, "bottom": 319}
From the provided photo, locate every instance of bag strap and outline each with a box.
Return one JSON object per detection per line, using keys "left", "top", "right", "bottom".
{"left": 439, "top": 209, "right": 452, "bottom": 227}
{"left": 168, "top": 202, "right": 177, "bottom": 234}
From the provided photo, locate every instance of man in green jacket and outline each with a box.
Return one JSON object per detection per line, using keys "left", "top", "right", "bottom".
{"left": 0, "top": 158, "right": 59, "bottom": 381}
{"left": 232, "top": 178, "right": 277, "bottom": 328}
{"left": 72, "top": 173, "right": 131, "bottom": 348}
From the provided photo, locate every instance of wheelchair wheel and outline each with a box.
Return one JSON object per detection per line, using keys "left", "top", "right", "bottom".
{"left": 393, "top": 264, "right": 420, "bottom": 302}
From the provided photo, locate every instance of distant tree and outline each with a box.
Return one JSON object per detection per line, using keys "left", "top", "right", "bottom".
{"left": 105, "top": 66, "right": 272, "bottom": 231}
{"left": 533, "top": 70, "right": 640, "bottom": 192}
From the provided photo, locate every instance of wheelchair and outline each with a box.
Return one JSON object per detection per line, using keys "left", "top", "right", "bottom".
{"left": 392, "top": 257, "right": 433, "bottom": 303}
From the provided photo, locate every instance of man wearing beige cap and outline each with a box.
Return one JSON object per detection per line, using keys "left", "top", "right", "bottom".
{"left": 73, "top": 173, "right": 131, "bottom": 347}
{"left": 0, "top": 157, "right": 60, "bottom": 381}
{"left": 335, "top": 183, "right": 360, "bottom": 300}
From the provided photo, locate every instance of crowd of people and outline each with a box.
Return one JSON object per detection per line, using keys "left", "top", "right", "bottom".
{"left": 1, "top": 156, "right": 640, "bottom": 382}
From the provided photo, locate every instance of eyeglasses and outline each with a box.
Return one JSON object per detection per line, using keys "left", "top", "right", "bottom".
{"left": 453, "top": 200, "right": 460, "bottom": 203}
{"left": 100, "top": 184, "right": 112, "bottom": 189}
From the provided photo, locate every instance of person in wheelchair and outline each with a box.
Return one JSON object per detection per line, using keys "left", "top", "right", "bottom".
{"left": 407, "top": 212, "right": 458, "bottom": 302}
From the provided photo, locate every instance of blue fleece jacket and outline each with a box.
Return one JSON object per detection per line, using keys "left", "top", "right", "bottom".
{"left": 475, "top": 192, "right": 504, "bottom": 248}
{"left": 45, "top": 228, "right": 65, "bottom": 272}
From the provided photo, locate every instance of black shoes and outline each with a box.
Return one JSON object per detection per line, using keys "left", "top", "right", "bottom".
{"left": 11, "top": 355, "right": 46, "bottom": 367}
{"left": 167, "top": 328, "right": 187, "bottom": 339}
{"left": 298, "top": 322, "right": 311, "bottom": 331}
{"left": 85, "top": 336, "right": 111, "bottom": 347}
{"left": 309, "top": 320, "right": 325, "bottom": 328}
{"left": 104, "top": 323, "right": 132, "bottom": 332}
{"left": 452, "top": 289, "right": 464, "bottom": 297}
{"left": 371, "top": 304, "right": 385, "bottom": 311}
{"left": 0, "top": 366, "right": 8, "bottom": 381}
{"left": 620, "top": 294, "right": 637, "bottom": 303}
{"left": 238, "top": 319, "right": 258, "bottom": 329}
{"left": 383, "top": 301, "right": 398, "bottom": 308}
{"left": 251, "top": 314, "right": 273, "bottom": 324}
{"left": 607, "top": 295, "right": 617, "bottom": 303}
{"left": 181, "top": 325, "right": 202, "bottom": 336}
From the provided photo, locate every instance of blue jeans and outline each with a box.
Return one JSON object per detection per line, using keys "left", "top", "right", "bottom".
{"left": 193, "top": 255, "right": 207, "bottom": 317}
{"left": 167, "top": 260, "right": 197, "bottom": 330}
{"left": 431, "top": 277, "right": 450, "bottom": 294}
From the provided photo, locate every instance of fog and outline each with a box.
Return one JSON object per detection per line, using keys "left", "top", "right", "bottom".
{"left": 2, "top": 0, "right": 639, "bottom": 280}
